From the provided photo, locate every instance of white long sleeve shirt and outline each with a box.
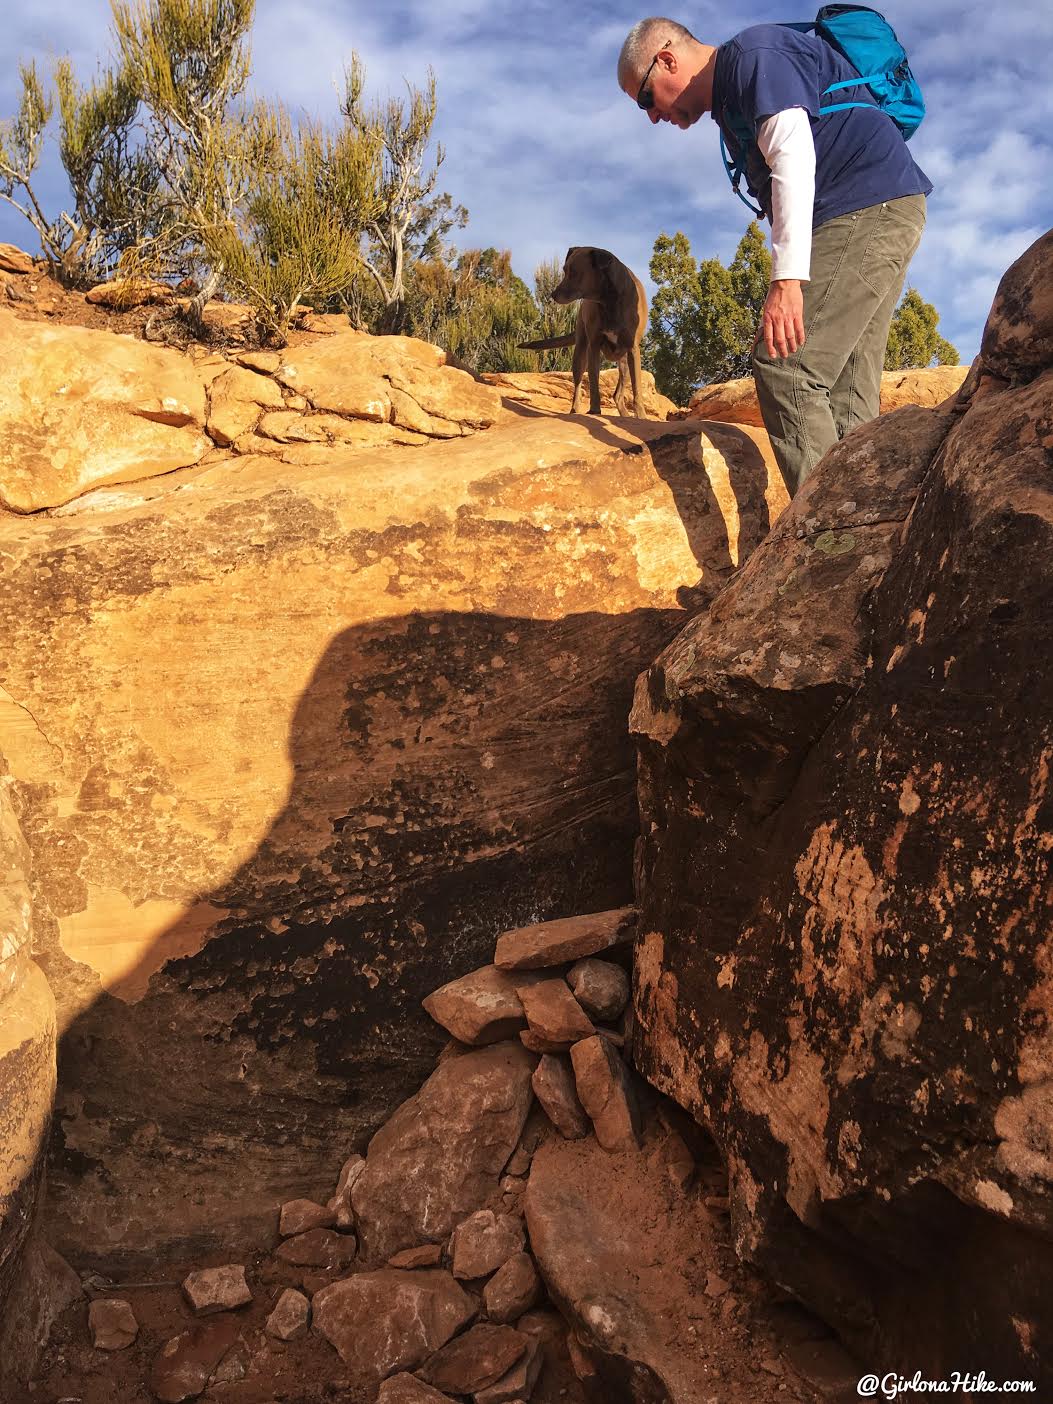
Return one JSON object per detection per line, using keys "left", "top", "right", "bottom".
{"left": 756, "top": 107, "right": 816, "bottom": 282}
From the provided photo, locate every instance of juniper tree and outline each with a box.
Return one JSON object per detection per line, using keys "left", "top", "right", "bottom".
{"left": 644, "top": 225, "right": 772, "bottom": 404}
{"left": 110, "top": 0, "right": 257, "bottom": 322}
{"left": 340, "top": 55, "right": 467, "bottom": 334}
{"left": 204, "top": 104, "right": 379, "bottom": 342}
{"left": 885, "top": 286, "right": 960, "bottom": 369}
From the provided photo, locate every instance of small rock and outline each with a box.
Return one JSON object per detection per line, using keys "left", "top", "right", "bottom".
{"left": 210, "top": 1345, "right": 249, "bottom": 1384}
{"left": 705, "top": 1273, "right": 730, "bottom": 1298}
{"left": 520, "top": 1029, "right": 573, "bottom": 1054}
{"left": 88, "top": 1297, "right": 138, "bottom": 1350}
{"left": 377, "top": 1375, "right": 456, "bottom": 1403}
{"left": 474, "top": 1336, "right": 543, "bottom": 1404}
{"left": 517, "top": 980, "right": 595, "bottom": 1045}
{"left": 312, "top": 1268, "right": 476, "bottom": 1378}
{"left": 0, "top": 243, "right": 35, "bottom": 275}
{"left": 515, "top": 1307, "right": 564, "bottom": 1342}
{"left": 388, "top": 1243, "right": 444, "bottom": 1269}
{"left": 505, "top": 1145, "right": 533, "bottom": 1177}
{"left": 266, "top": 1287, "right": 310, "bottom": 1341}
{"left": 483, "top": 1252, "right": 542, "bottom": 1324}
{"left": 566, "top": 959, "right": 630, "bottom": 1021}
{"left": 531, "top": 1055, "right": 590, "bottom": 1140}
{"left": 653, "top": 1129, "right": 695, "bottom": 1190}
{"left": 570, "top": 1036, "right": 642, "bottom": 1152}
{"left": 419, "top": 1322, "right": 529, "bottom": 1393}
{"left": 565, "top": 1331, "right": 597, "bottom": 1381}
{"left": 327, "top": 1153, "right": 366, "bottom": 1229}
{"left": 423, "top": 965, "right": 546, "bottom": 1045}
{"left": 451, "top": 1210, "right": 525, "bottom": 1280}
{"left": 181, "top": 1265, "right": 252, "bottom": 1316}
{"left": 275, "top": 1227, "right": 357, "bottom": 1268}
{"left": 761, "top": 1356, "right": 784, "bottom": 1376}
{"left": 148, "top": 1320, "right": 239, "bottom": 1402}
{"left": 500, "top": 1175, "right": 527, "bottom": 1196}
{"left": 279, "top": 1198, "right": 336, "bottom": 1237}
{"left": 494, "top": 907, "right": 636, "bottom": 971}
{"left": 704, "top": 1195, "right": 730, "bottom": 1213}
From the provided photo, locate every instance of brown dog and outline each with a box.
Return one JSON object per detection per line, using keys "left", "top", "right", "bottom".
{"left": 519, "top": 246, "right": 648, "bottom": 417}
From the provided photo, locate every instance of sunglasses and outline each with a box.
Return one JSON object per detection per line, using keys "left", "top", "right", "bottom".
{"left": 636, "top": 46, "right": 668, "bottom": 110}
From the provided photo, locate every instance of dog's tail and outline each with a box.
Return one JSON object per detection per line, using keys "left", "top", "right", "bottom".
{"left": 517, "top": 334, "right": 576, "bottom": 351}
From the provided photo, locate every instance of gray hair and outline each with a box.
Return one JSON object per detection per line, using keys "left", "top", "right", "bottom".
{"left": 617, "top": 17, "right": 698, "bottom": 89}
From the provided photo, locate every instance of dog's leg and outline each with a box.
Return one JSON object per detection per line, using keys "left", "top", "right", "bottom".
{"left": 587, "top": 341, "right": 603, "bottom": 415}
{"left": 628, "top": 342, "right": 643, "bottom": 417}
{"left": 570, "top": 336, "right": 587, "bottom": 414}
{"left": 613, "top": 355, "right": 629, "bottom": 416}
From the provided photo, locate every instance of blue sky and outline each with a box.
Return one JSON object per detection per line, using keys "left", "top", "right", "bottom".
{"left": 3, "top": 0, "right": 1052, "bottom": 362}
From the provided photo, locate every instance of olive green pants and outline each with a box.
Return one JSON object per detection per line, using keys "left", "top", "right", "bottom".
{"left": 753, "top": 193, "right": 927, "bottom": 496}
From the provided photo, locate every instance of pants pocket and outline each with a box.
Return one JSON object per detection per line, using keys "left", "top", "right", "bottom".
{"left": 858, "top": 198, "right": 925, "bottom": 298}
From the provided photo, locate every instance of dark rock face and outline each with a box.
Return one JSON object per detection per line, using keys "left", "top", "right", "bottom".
{"left": 631, "top": 264, "right": 1053, "bottom": 1385}
{"left": 0, "top": 409, "right": 781, "bottom": 1267}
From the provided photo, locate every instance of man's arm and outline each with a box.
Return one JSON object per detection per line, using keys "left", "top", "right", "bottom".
{"left": 755, "top": 107, "right": 816, "bottom": 358}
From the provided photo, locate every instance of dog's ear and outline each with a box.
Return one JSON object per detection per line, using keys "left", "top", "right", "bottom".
{"left": 591, "top": 249, "right": 614, "bottom": 269}
{"left": 565, "top": 246, "right": 580, "bottom": 260}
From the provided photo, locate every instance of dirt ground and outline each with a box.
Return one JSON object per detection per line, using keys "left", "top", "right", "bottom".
{"left": 23, "top": 1115, "right": 861, "bottom": 1404}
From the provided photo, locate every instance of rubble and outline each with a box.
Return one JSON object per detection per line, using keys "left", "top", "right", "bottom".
{"left": 88, "top": 1297, "right": 138, "bottom": 1350}
{"left": 450, "top": 1210, "right": 525, "bottom": 1280}
{"left": 418, "top": 1322, "right": 529, "bottom": 1394}
{"left": 274, "top": 1228, "right": 357, "bottom": 1269}
{"left": 180, "top": 1265, "right": 252, "bottom": 1316}
{"left": 278, "top": 1198, "right": 336, "bottom": 1237}
{"left": 570, "top": 1035, "right": 642, "bottom": 1152}
{"left": 483, "top": 1251, "right": 542, "bottom": 1323}
{"left": 265, "top": 1287, "right": 310, "bottom": 1341}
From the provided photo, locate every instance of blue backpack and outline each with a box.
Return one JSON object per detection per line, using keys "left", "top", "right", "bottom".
{"left": 720, "top": 4, "right": 926, "bottom": 216}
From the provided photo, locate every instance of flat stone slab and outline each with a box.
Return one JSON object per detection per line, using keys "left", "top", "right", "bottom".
{"left": 311, "top": 1268, "right": 475, "bottom": 1380}
{"left": 279, "top": 1198, "right": 336, "bottom": 1237}
{"left": 494, "top": 908, "right": 636, "bottom": 971}
{"left": 181, "top": 1265, "right": 252, "bottom": 1316}
{"left": 148, "top": 1319, "right": 239, "bottom": 1403}
{"left": 423, "top": 965, "right": 546, "bottom": 1045}
{"left": 517, "top": 979, "right": 595, "bottom": 1044}
{"left": 89, "top": 1297, "right": 138, "bottom": 1350}
{"left": 418, "top": 1322, "right": 529, "bottom": 1394}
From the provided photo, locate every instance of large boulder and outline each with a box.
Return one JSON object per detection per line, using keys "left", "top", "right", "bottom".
{"left": 0, "top": 781, "right": 60, "bottom": 1400}
{"left": 0, "top": 321, "right": 786, "bottom": 1267}
{"left": 482, "top": 367, "right": 676, "bottom": 420}
{"left": 352, "top": 1041, "right": 535, "bottom": 1263}
{"left": 0, "top": 307, "right": 210, "bottom": 512}
{"left": 685, "top": 365, "right": 969, "bottom": 426}
{"left": 630, "top": 237, "right": 1053, "bottom": 1386}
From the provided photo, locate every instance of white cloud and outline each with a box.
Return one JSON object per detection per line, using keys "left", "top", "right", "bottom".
{"left": 1, "top": 0, "right": 1051, "bottom": 361}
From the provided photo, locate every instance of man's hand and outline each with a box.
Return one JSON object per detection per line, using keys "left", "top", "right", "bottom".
{"left": 758, "top": 279, "right": 806, "bottom": 359}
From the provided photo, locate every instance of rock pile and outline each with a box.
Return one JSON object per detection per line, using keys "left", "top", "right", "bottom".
{"left": 45, "top": 907, "right": 838, "bottom": 1404}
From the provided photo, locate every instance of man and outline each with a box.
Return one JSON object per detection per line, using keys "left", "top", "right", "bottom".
{"left": 618, "top": 17, "right": 931, "bottom": 495}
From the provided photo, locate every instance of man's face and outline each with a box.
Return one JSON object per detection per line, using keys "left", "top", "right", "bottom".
{"left": 630, "top": 49, "right": 702, "bottom": 129}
